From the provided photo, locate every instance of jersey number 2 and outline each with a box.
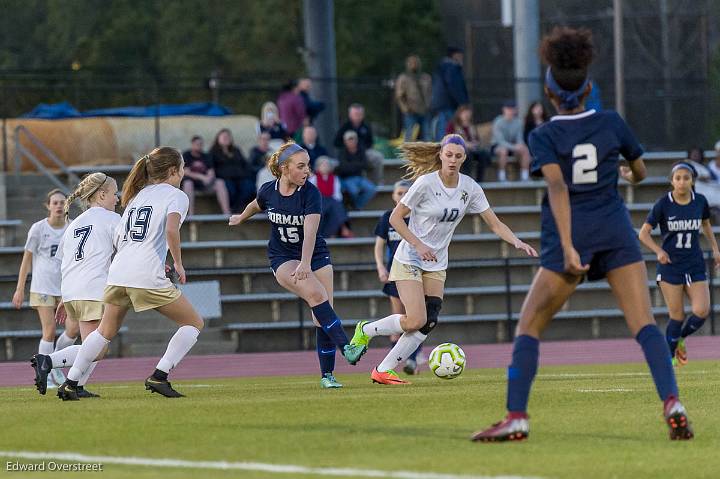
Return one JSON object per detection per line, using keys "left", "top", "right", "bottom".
{"left": 278, "top": 226, "right": 300, "bottom": 243}
{"left": 572, "top": 143, "right": 598, "bottom": 184}
{"left": 74, "top": 225, "right": 93, "bottom": 261}
{"left": 675, "top": 232, "right": 692, "bottom": 249}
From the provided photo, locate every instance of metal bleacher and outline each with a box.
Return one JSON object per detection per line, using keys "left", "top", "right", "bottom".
{"left": 1, "top": 151, "right": 717, "bottom": 358}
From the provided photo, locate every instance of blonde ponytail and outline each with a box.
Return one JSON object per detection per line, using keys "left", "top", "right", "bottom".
{"left": 121, "top": 147, "right": 182, "bottom": 206}
{"left": 399, "top": 134, "right": 466, "bottom": 180}
{"left": 64, "top": 172, "right": 113, "bottom": 220}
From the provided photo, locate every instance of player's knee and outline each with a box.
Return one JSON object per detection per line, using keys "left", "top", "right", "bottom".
{"left": 692, "top": 305, "right": 709, "bottom": 319}
{"left": 405, "top": 314, "right": 426, "bottom": 331}
{"left": 419, "top": 296, "right": 442, "bottom": 335}
{"left": 307, "top": 289, "right": 328, "bottom": 306}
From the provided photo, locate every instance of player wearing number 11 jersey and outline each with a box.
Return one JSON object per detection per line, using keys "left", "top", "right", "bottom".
{"left": 472, "top": 26, "right": 692, "bottom": 443}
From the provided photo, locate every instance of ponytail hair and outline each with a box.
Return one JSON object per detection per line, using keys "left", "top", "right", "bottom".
{"left": 121, "top": 147, "right": 182, "bottom": 207}
{"left": 399, "top": 134, "right": 466, "bottom": 180}
{"left": 64, "top": 172, "right": 115, "bottom": 220}
{"left": 267, "top": 141, "right": 306, "bottom": 179}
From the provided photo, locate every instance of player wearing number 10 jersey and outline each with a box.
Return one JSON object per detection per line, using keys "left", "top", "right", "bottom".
{"left": 472, "top": 26, "right": 692, "bottom": 442}
{"left": 58, "top": 148, "right": 204, "bottom": 400}
{"left": 230, "top": 142, "right": 365, "bottom": 389}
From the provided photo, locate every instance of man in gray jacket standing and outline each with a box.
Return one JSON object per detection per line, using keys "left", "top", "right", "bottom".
{"left": 491, "top": 100, "right": 530, "bottom": 182}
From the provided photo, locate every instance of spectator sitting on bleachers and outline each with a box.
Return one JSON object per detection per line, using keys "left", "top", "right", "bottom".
{"left": 309, "top": 156, "right": 353, "bottom": 238}
{"left": 523, "top": 101, "right": 549, "bottom": 145}
{"left": 395, "top": 54, "right": 432, "bottom": 141}
{"left": 300, "top": 126, "right": 328, "bottom": 170}
{"left": 337, "top": 130, "right": 376, "bottom": 210}
{"left": 333, "top": 103, "right": 384, "bottom": 185}
{"left": 249, "top": 131, "right": 272, "bottom": 179}
{"left": 259, "top": 102, "right": 290, "bottom": 140}
{"left": 491, "top": 100, "right": 531, "bottom": 182}
{"left": 430, "top": 46, "right": 469, "bottom": 141}
{"left": 445, "top": 105, "right": 491, "bottom": 182}
{"left": 182, "top": 135, "right": 231, "bottom": 215}
{"left": 298, "top": 78, "right": 325, "bottom": 124}
{"left": 277, "top": 80, "right": 307, "bottom": 138}
{"left": 711, "top": 141, "right": 720, "bottom": 181}
{"left": 211, "top": 128, "right": 255, "bottom": 213}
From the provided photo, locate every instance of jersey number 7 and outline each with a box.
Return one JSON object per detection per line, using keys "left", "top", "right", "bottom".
{"left": 74, "top": 225, "right": 93, "bottom": 261}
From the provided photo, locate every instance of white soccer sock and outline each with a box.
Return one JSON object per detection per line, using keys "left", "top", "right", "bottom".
{"left": 156, "top": 325, "right": 200, "bottom": 374}
{"left": 362, "top": 314, "right": 404, "bottom": 338}
{"left": 78, "top": 362, "right": 97, "bottom": 386}
{"left": 498, "top": 169, "right": 507, "bottom": 182}
{"left": 67, "top": 330, "right": 110, "bottom": 382}
{"left": 50, "top": 344, "right": 80, "bottom": 369}
{"left": 38, "top": 339, "right": 54, "bottom": 355}
{"left": 521, "top": 169, "right": 529, "bottom": 181}
{"left": 54, "top": 332, "right": 76, "bottom": 351}
{"left": 377, "top": 330, "right": 427, "bottom": 373}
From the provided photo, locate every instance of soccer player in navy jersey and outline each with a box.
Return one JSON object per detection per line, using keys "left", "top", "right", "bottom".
{"left": 229, "top": 142, "right": 365, "bottom": 388}
{"left": 639, "top": 162, "right": 720, "bottom": 366}
{"left": 472, "top": 27, "right": 693, "bottom": 442}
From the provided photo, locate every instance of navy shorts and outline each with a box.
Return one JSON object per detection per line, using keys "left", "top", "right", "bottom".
{"left": 270, "top": 252, "right": 332, "bottom": 275}
{"left": 656, "top": 267, "right": 707, "bottom": 286}
{"left": 382, "top": 281, "right": 399, "bottom": 298}
{"left": 542, "top": 244, "right": 643, "bottom": 281}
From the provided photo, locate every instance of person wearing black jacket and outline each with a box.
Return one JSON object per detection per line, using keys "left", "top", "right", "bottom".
{"left": 333, "top": 104, "right": 384, "bottom": 184}
{"left": 336, "top": 130, "right": 376, "bottom": 209}
{"left": 430, "top": 47, "right": 469, "bottom": 141}
{"left": 211, "top": 128, "right": 255, "bottom": 212}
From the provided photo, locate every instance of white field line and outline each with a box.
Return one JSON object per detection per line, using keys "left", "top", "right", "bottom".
{"left": 576, "top": 388, "right": 634, "bottom": 393}
{"left": 0, "top": 451, "right": 541, "bottom": 479}
{"left": 537, "top": 370, "right": 710, "bottom": 379}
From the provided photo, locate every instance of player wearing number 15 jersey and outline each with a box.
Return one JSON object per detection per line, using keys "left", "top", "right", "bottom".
{"left": 58, "top": 148, "right": 204, "bottom": 400}
{"left": 350, "top": 134, "right": 536, "bottom": 385}
{"left": 230, "top": 142, "right": 365, "bottom": 389}
{"left": 472, "top": 26, "right": 692, "bottom": 443}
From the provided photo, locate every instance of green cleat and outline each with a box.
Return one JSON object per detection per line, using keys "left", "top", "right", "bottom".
{"left": 350, "top": 321, "right": 371, "bottom": 348}
{"left": 342, "top": 343, "right": 366, "bottom": 365}
{"left": 320, "top": 373, "right": 343, "bottom": 388}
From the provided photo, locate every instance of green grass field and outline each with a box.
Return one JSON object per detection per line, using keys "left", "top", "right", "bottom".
{"left": 1, "top": 361, "right": 719, "bottom": 479}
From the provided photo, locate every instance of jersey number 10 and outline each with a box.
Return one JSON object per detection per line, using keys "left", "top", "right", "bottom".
{"left": 572, "top": 143, "right": 598, "bottom": 184}
{"left": 440, "top": 208, "right": 459, "bottom": 222}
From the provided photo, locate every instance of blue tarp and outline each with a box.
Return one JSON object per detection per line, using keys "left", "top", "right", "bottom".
{"left": 22, "top": 102, "right": 232, "bottom": 119}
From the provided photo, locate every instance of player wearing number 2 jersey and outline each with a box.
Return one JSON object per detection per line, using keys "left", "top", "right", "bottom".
{"left": 350, "top": 134, "right": 537, "bottom": 385}
{"left": 639, "top": 162, "right": 720, "bottom": 367}
{"left": 230, "top": 142, "right": 365, "bottom": 389}
{"left": 473, "top": 26, "right": 692, "bottom": 443}
{"left": 58, "top": 148, "right": 204, "bottom": 400}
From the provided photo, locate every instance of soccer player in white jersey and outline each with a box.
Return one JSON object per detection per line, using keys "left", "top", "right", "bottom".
{"left": 12, "top": 189, "right": 74, "bottom": 388}
{"left": 57, "top": 147, "right": 204, "bottom": 400}
{"left": 31, "top": 173, "right": 121, "bottom": 398}
{"left": 350, "top": 134, "right": 538, "bottom": 384}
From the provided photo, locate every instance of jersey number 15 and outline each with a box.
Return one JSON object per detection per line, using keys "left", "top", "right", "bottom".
{"left": 278, "top": 226, "right": 300, "bottom": 243}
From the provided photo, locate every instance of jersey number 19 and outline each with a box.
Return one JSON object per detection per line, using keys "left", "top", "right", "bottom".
{"left": 123, "top": 206, "right": 153, "bottom": 242}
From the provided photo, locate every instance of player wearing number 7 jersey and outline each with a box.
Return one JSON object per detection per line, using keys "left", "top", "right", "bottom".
{"left": 349, "top": 134, "right": 537, "bottom": 385}
{"left": 58, "top": 148, "right": 204, "bottom": 400}
{"left": 472, "top": 26, "right": 692, "bottom": 442}
{"left": 229, "top": 142, "right": 366, "bottom": 389}
{"left": 639, "top": 162, "right": 720, "bottom": 367}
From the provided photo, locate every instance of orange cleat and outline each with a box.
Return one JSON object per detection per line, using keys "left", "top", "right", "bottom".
{"left": 675, "top": 338, "right": 688, "bottom": 366}
{"left": 370, "top": 368, "right": 411, "bottom": 385}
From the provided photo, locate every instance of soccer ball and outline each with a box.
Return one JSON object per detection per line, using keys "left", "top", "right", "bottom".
{"left": 428, "top": 343, "right": 466, "bottom": 379}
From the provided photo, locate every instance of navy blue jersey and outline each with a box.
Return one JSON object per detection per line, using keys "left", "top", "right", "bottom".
{"left": 374, "top": 210, "right": 409, "bottom": 270}
{"left": 529, "top": 110, "right": 644, "bottom": 257}
{"left": 256, "top": 180, "right": 329, "bottom": 261}
{"left": 646, "top": 191, "right": 710, "bottom": 273}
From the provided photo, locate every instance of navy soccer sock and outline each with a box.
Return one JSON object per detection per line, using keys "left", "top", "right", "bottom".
{"left": 637, "top": 324, "right": 679, "bottom": 401}
{"left": 408, "top": 344, "right": 421, "bottom": 361}
{"left": 506, "top": 335, "right": 539, "bottom": 413}
{"left": 681, "top": 315, "right": 706, "bottom": 338}
{"left": 316, "top": 327, "right": 336, "bottom": 377}
{"left": 311, "top": 301, "right": 349, "bottom": 349}
{"left": 665, "top": 319, "right": 684, "bottom": 356}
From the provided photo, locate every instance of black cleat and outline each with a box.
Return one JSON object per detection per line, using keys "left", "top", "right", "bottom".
{"left": 30, "top": 354, "right": 52, "bottom": 395}
{"left": 145, "top": 376, "right": 185, "bottom": 398}
{"left": 57, "top": 382, "right": 80, "bottom": 401}
{"left": 76, "top": 386, "right": 100, "bottom": 398}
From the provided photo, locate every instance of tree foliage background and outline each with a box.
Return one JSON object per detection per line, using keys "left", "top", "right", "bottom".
{"left": 0, "top": 0, "right": 442, "bottom": 132}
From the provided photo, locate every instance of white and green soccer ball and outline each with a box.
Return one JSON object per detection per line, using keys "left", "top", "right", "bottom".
{"left": 428, "top": 342, "right": 466, "bottom": 379}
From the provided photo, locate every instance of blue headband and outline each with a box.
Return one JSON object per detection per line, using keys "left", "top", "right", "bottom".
{"left": 672, "top": 162, "right": 697, "bottom": 178}
{"left": 278, "top": 143, "right": 306, "bottom": 165}
{"left": 441, "top": 135, "right": 466, "bottom": 150}
{"left": 545, "top": 67, "right": 590, "bottom": 110}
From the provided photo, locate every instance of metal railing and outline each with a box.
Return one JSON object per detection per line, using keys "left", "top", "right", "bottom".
{"left": 13, "top": 125, "right": 80, "bottom": 192}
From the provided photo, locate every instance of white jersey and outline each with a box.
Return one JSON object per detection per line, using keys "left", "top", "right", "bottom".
{"left": 107, "top": 183, "right": 189, "bottom": 289}
{"left": 25, "top": 219, "right": 67, "bottom": 296}
{"left": 56, "top": 207, "right": 121, "bottom": 302}
{"left": 394, "top": 171, "right": 489, "bottom": 271}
